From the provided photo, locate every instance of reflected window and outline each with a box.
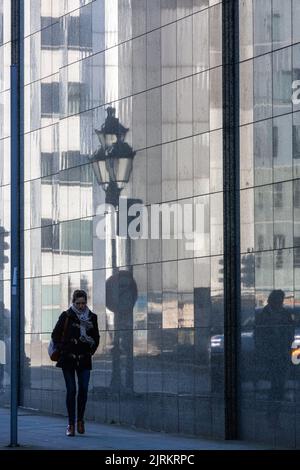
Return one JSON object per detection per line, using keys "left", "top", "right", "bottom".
{"left": 274, "top": 234, "right": 285, "bottom": 249}
{"left": 258, "top": 235, "right": 264, "bottom": 251}
{"left": 272, "top": 13, "right": 281, "bottom": 42}
{"left": 41, "top": 82, "right": 59, "bottom": 116}
{"left": 80, "top": 220, "right": 93, "bottom": 254}
{"left": 274, "top": 235, "right": 285, "bottom": 269}
{"left": 61, "top": 220, "right": 92, "bottom": 255}
{"left": 294, "top": 180, "right": 300, "bottom": 208}
{"left": 273, "top": 125, "right": 278, "bottom": 158}
{"left": 274, "top": 183, "right": 283, "bottom": 208}
{"left": 68, "top": 82, "right": 80, "bottom": 114}
{"left": 256, "top": 236, "right": 264, "bottom": 269}
{"left": 294, "top": 238, "right": 300, "bottom": 268}
{"left": 41, "top": 220, "right": 92, "bottom": 255}
{"left": 275, "top": 250, "right": 283, "bottom": 269}
{"left": 256, "top": 253, "right": 261, "bottom": 269}
{"left": 257, "top": 190, "right": 264, "bottom": 209}
{"left": 67, "top": 15, "right": 92, "bottom": 49}
{"left": 41, "top": 153, "right": 54, "bottom": 181}
{"left": 41, "top": 19, "right": 62, "bottom": 48}
{"left": 68, "top": 82, "right": 88, "bottom": 114}
{"left": 293, "top": 125, "right": 300, "bottom": 159}
{"left": 61, "top": 151, "right": 81, "bottom": 172}
{"left": 273, "top": 70, "right": 292, "bottom": 105}
{"left": 41, "top": 221, "right": 59, "bottom": 252}
{"left": 60, "top": 152, "right": 91, "bottom": 176}
{"left": 68, "top": 16, "right": 80, "bottom": 48}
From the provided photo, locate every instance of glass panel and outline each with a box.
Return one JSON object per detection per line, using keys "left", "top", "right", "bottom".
{"left": 210, "top": 66, "right": 222, "bottom": 130}
{"left": 160, "top": 0, "right": 177, "bottom": 26}
{"left": 254, "top": 54, "right": 272, "bottom": 121}
{"left": 147, "top": 262, "right": 162, "bottom": 329}
{"left": 209, "top": 3, "right": 222, "bottom": 68}
{"left": 162, "top": 261, "right": 178, "bottom": 329}
{"left": 273, "top": 181, "right": 293, "bottom": 250}
{"left": 177, "top": 16, "right": 193, "bottom": 80}
{"left": 254, "top": 185, "right": 273, "bottom": 251}
{"left": 147, "top": 29, "right": 161, "bottom": 88}
{"left": 147, "top": 0, "right": 161, "bottom": 31}
{"left": 272, "top": 0, "right": 292, "bottom": 50}
{"left": 177, "top": 137, "right": 193, "bottom": 199}
{"left": 162, "top": 82, "right": 177, "bottom": 143}
{"left": 253, "top": 0, "right": 272, "bottom": 56}
{"left": 161, "top": 22, "right": 176, "bottom": 84}
{"left": 273, "top": 47, "right": 292, "bottom": 117}
{"left": 177, "top": 76, "right": 193, "bottom": 139}
{"left": 193, "top": 132, "right": 210, "bottom": 196}
{"left": 239, "top": 0, "right": 253, "bottom": 61}
{"left": 162, "top": 142, "right": 177, "bottom": 202}
{"left": 240, "top": 124, "right": 254, "bottom": 189}
{"left": 240, "top": 60, "right": 253, "bottom": 126}
{"left": 132, "top": 36, "right": 146, "bottom": 94}
{"left": 194, "top": 195, "right": 210, "bottom": 258}
{"left": 146, "top": 88, "right": 162, "bottom": 148}
{"left": 254, "top": 119, "right": 273, "bottom": 186}
{"left": 293, "top": 111, "right": 300, "bottom": 177}
{"left": 273, "top": 114, "right": 293, "bottom": 183}
{"left": 293, "top": 0, "right": 300, "bottom": 44}
{"left": 240, "top": 188, "right": 254, "bottom": 254}
{"left": 210, "top": 129, "right": 223, "bottom": 193}
{"left": 193, "top": 71, "right": 209, "bottom": 135}
{"left": 293, "top": 44, "right": 300, "bottom": 114}
{"left": 210, "top": 192, "right": 223, "bottom": 256}
{"left": 193, "top": 9, "right": 209, "bottom": 74}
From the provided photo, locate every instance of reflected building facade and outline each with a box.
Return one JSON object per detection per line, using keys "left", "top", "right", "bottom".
{"left": 239, "top": 0, "right": 300, "bottom": 448}
{"left": 1, "top": 0, "right": 300, "bottom": 448}
{"left": 22, "top": 0, "right": 225, "bottom": 438}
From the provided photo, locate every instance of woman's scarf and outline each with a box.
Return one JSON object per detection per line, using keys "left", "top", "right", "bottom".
{"left": 70, "top": 304, "right": 95, "bottom": 348}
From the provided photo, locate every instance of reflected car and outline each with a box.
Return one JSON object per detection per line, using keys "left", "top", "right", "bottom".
{"left": 210, "top": 306, "right": 300, "bottom": 380}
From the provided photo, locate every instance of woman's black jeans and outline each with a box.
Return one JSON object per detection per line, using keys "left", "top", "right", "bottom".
{"left": 62, "top": 368, "right": 90, "bottom": 425}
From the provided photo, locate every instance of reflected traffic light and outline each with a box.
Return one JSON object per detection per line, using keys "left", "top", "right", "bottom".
{"left": 0, "top": 227, "right": 9, "bottom": 270}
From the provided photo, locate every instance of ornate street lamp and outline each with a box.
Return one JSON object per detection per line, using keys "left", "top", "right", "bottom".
{"left": 91, "top": 107, "right": 136, "bottom": 207}
{"left": 91, "top": 107, "right": 137, "bottom": 391}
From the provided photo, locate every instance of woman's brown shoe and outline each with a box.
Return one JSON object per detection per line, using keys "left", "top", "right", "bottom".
{"left": 66, "top": 424, "right": 75, "bottom": 436}
{"left": 77, "top": 421, "right": 85, "bottom": 434}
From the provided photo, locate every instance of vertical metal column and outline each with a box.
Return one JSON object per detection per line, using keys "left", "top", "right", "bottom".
{"left": 222, "top": 0, "right": 241, "bottom": 439}
{"left": 10, "top": 0, "right": 23, "bottom": 447}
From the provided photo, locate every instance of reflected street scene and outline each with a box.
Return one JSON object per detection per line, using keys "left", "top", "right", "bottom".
{"left": 1, "top": 0, "right": 300, "bottom": 451}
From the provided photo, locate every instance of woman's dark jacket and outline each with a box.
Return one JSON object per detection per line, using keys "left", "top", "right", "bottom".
{"left": 51, "top": 308, "right": 100, "bottom": 370}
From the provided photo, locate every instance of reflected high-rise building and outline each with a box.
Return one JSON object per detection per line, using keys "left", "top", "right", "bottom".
{"left": 1, "top": 0, "right": 300, "bottom": 448}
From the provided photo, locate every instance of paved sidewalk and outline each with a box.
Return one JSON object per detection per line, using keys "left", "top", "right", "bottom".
{"left": 0, "top": 407, "right": 271, "bottom": 450}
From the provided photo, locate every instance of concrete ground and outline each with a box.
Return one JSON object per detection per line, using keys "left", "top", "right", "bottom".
{"left": 0, "top": 407, "right": 272, "bottom": 450}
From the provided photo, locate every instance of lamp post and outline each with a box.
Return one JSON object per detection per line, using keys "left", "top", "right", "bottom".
{"left": 91, "top": 107, "right": 136, "bottom": 390}
{"left": 91, "top": 106, "right": 136, "bottom": 209}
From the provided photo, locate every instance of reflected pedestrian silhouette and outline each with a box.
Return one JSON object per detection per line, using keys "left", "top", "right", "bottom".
{"left": 255, "top": 290, "right": 294, "bottom": 427}
{"left": 106, "top": 270, "right": 138, "bottom": 391}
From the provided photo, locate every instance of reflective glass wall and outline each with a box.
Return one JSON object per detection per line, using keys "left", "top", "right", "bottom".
{"left": 0, "top": 0, "right": 11, "bottom": 409}
{"left": 239, "top": 0, "right": 300, "bottom": 448}
{"left": 23, "top": 0, "right": 225, "bottom": 438}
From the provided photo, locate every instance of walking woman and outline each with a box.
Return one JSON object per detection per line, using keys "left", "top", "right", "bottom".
{"left": 51, "top": 290, "right": 100, "bottom": 436}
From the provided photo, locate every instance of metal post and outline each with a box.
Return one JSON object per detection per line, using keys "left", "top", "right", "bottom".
{"left": 10, "top": 0, "right": 23, "bottom": 448}
{"left": 10, "top": 64, "right": 20, "bottom": 448}
{"left": 222, "top": 0, "right": 241, "bottom": 440}
{"left": 109, "top": 200, "right": 120, "bottom": 390}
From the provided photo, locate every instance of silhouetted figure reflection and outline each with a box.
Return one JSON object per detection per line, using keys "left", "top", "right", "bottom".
{"left": 106, "top": 271, "right": 138, "bottom": 391}
{"left": 255, "top": 290, "right": 294, "bottom": 427}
